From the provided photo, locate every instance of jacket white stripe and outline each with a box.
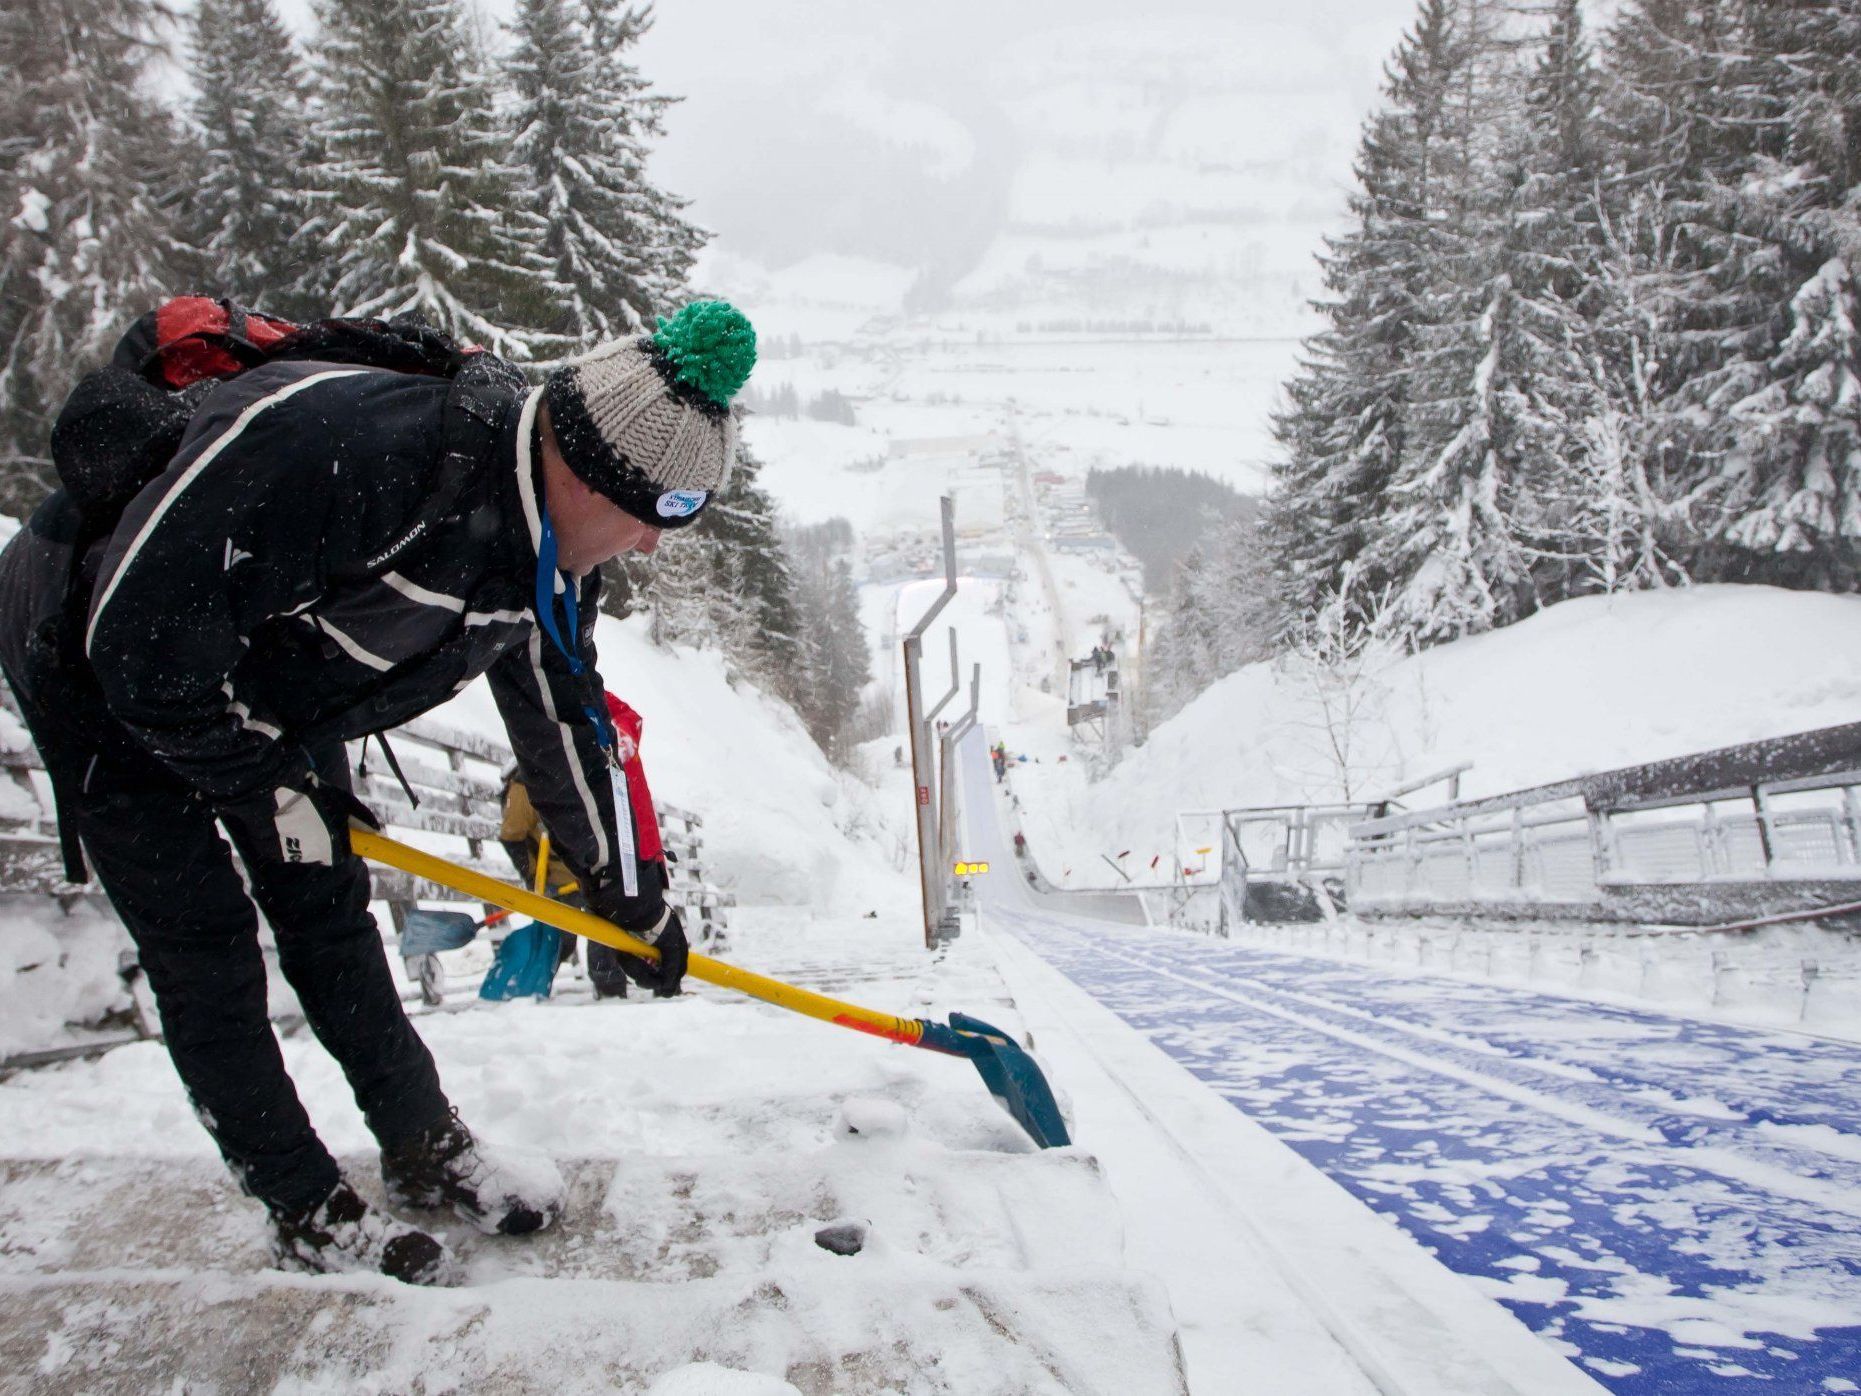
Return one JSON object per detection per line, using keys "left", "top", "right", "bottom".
{"left": 382, "top": 570, "right": 466, "bottom": 613}
{"left": 85, "top": 369, "right": 370, "bottom": 655}
{"left": 610, "top": 766, "right": 639, "bottom": 896}
{"left": 465, "top": 607, "right": 529, "bottom": 628}
{"left": 526, "top": 624, "right": 609, "bottom": 874}
{"left": 512, "top": 404, "right": 611, "bottom": 876}
{"left": 512, "top": 386, "right": 546, "bottom": 561}
{"left": 314, "top": 616, "right": 395, "bottom": 673}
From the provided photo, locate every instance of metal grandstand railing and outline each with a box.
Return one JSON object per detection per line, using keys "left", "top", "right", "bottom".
{"left": 1345, "top": 723, "right": 1861, "bottom": 925}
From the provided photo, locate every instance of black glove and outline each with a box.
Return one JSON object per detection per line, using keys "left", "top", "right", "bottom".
{"left": 587, "top": 868, "right": 688, "bottom": 997}
{"left": 219, "top": 773, "right": 380, "bottom": 867}
{"left": 626, "top": 909, "right": 688, "bottom": 998}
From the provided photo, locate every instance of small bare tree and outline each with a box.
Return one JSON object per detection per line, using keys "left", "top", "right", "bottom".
{"left": 1271, "top": 572, "right": 1407, "bottom": 803}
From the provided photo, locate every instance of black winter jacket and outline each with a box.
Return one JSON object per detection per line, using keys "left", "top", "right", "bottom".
{"left": 65, "top": 359, "right": 641, "bottom": 901}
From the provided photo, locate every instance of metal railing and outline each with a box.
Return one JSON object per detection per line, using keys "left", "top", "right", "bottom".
{"left": 1214, "top": 803, "right": 1376, "bottom": 928}
{"left": 1348, "top": 796, "right": 1599, "bottom": 907}
{"left": 1345, "top": 724, "right": 1861, "bottom": 923}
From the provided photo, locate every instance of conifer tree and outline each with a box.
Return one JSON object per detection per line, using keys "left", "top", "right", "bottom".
{"left": 0, "top": 0, "right": 194, "bottom": 512}
{"left": 697, "top": 447, "right": 804, "bottom": 693}
{"left": 189, "top": 0, "right": 320, "bottom": 315}
{"left": 1379, "top": 0, "right": 1541, "bottom": 642}
{"left": 301, "top": 0, "right": 564, "bottom": 358}
{"left": 1142, "top": 512, "right": 1279, "bottom": 727}
{"left": 624, "top": 445, "right": 805, "bottom": 709}
{"left": 1601, "top": 0, "right": 1792, "bottom": 571}
{"left": 1710, "top": 1, "right": 1861, "bottom": 587}
{"left": 1267, "top": 0, "right": 1468, "bottom": 624}
{"left": 506, "top": 0, "right": 704, "bottom": 345}
{"left": 580, "top": 1, "right": 706, "bottom": 316}
{"left": 1499, "top": 0, "right": 1678, "bottom": 600}
{"left": 786, "top": 519, "right": 874, "bottom": 761}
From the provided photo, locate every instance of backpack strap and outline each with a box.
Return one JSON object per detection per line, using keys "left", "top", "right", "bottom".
{"left": 330, "top": 363, "right": 521, "bottom": 585}
{"left": 48, "top": 761, "right": 88, "bottom": 885}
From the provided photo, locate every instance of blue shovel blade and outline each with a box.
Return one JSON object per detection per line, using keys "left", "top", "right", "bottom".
{"left": 479, "top": 922, "right": 563, "bottom": 1001}
{"left": 947, "top": 1011, "right": 1072, "bottom": 1149}
{"left": 398, "top": 908, "right": 480, "bottom": 958}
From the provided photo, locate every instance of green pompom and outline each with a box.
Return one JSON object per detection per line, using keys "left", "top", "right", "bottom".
{"left": 651, "top": 300, "right": 757, "bottom": 406}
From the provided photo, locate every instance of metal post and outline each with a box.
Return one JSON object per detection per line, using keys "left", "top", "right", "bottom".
{"left": 938, "top": 663, "right": 981, "bottom": 892}
{"left": 1843, "top": 784, "right": 1861, "bottom": 868}
{"left": 927, "top": 633, "right": 962, "bottom": 904}
{"left": 1586, "top": 804, "right": 1616, "bottom": 892}
{"left": 902, "top": 497, "right": 959, "bottom": 949}
{"left": 1750, "top": 785, "right": 1775, "bottom": 873}
{"left": 927, "top": 629, "right": 960, "bottom": 723}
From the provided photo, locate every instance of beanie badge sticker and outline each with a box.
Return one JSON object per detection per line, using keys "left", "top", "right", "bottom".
{"left": 656, "top": 489, "right": 708, "bottom": 519}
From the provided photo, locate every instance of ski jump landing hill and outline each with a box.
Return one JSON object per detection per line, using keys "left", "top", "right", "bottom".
{"left": 959, "top": 735, "right": 1609, "bottom": 1396}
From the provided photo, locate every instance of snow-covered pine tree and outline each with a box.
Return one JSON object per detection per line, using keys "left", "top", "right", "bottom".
{"left": 0, "top": 0, "right": 195, "bottom": 512}
{"left": 785, "top": 519, "right": 873, "bottom": 763}
{"left": 1750, "top": 0, "right": 1861, "bottom": 193}
{"left": 577, "top": 0, "right": 705, "bottom": 318}
{"left": 696, "top": 446, "right": 805, "bottom": 694}
{"left": 1712, "top": 1, "right": 1861, "bottom": 589}
{"left": 1140, "top": 511, "right": 1278, "bottom": 727}
{"left": 1499, "top": 0, "right": 1605, "bottom": 600}
{"left": 621, "top": 444, "right": 805, "bottom": 706}
{"left": 1500, "top": 0, "right": 1688, "bottom": 599}
{"left": 1368, "top": 0, "right": 1539, "bottom": 643}
{"left": 188, "top": 0, "right": 320, "bottom": 315}
{"left": 1266, "top": 0, "right": 1469, "bottom": 625}
{"left": 301, "top": 0, "right": 565, "bottom": 359}
{"left": 1600, "top": 0, "right": 1794, "bottom": 577}
{"left": 505, "top": 0, "right": 705, "bottom": 347}
{"left": 1139, "top": 548, "right": 1217, "bottom": 728}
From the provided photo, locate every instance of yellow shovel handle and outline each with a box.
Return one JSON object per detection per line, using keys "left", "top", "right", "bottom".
{"left": 354, "top": 829, "right": 927, "bottom": 1047}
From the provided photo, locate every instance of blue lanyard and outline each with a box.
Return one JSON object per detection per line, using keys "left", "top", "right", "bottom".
{"left": 535, "top": 512, "right": 616, "bottom": 757}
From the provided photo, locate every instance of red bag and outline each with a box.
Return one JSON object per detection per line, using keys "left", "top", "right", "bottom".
{"left": 605, "top": 693, "right": 663, "bottom": 864}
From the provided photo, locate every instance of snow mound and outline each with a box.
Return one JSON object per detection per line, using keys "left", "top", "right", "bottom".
{"left": 0, "top": 897, "right": 134, "bottom": 1058}
{"left": 433, "top": 613, "right": 911, "bottom": 917}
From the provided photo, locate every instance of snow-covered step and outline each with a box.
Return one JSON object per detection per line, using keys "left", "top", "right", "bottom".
{"left": 0, "top": 1151, "right": 1185, "bottom": 1394}
{"left": 1, "top": 1268, "right": 1183, "bottom": 1396}
{"left": 0, "top": 1148, "right": 1125, "bottom": 1282}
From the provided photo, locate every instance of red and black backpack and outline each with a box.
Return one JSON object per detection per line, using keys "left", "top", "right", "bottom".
{"left": 50, "top": 296, "right": 502, "bottom": 528}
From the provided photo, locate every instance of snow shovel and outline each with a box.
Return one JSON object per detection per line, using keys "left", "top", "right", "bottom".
{"left": 478, "top": 922, "right": 563, "bottom": 1001}
{"left": 354, "top": 830, "right": 1071, "bottom": 1149}
{"left": 479, "top": 832, "right": 564, "bottom": 1001}
{"left": 398, "top": 908, "right": 483, "bottom": 957}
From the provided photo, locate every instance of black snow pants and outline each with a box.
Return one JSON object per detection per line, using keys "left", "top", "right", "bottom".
{"left": 8, "top": 670, "right": 452, "bottom": 1215}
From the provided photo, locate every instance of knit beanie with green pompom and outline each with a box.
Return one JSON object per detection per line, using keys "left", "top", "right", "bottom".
{"left": 542, "top": 300, "right": 757, "bottom": 529}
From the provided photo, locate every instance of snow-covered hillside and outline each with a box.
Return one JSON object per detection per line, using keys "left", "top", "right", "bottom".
{"left": 1014, "top": 584, "right": 1861, "bottom": 881}
{"left": 435, "top": 613, "right": 912, "bottom": 916}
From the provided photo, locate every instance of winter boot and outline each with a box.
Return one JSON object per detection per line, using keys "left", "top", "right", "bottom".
{"left": 381, "top": 1109, "right": 565, "bottom": 1236}
{"left": 270, "top": 1179, "right": 457, "bottom": 1286}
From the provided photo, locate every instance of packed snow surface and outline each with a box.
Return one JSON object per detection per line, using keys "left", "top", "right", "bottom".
{"left": 0, "top": 911, "right": 1187, "bottom": 1394}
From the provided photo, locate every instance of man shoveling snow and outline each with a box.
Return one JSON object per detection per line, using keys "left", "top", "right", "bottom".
{"left": 0, "top": 298, "right": 755, "bottom": 1285}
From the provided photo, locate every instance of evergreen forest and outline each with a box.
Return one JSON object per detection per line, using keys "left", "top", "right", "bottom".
{"left": 1141, "top": 0, "right": 1861, "bottom": 724}
{"left": 0, "top": 0, "right": 871, "bottom": 764}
